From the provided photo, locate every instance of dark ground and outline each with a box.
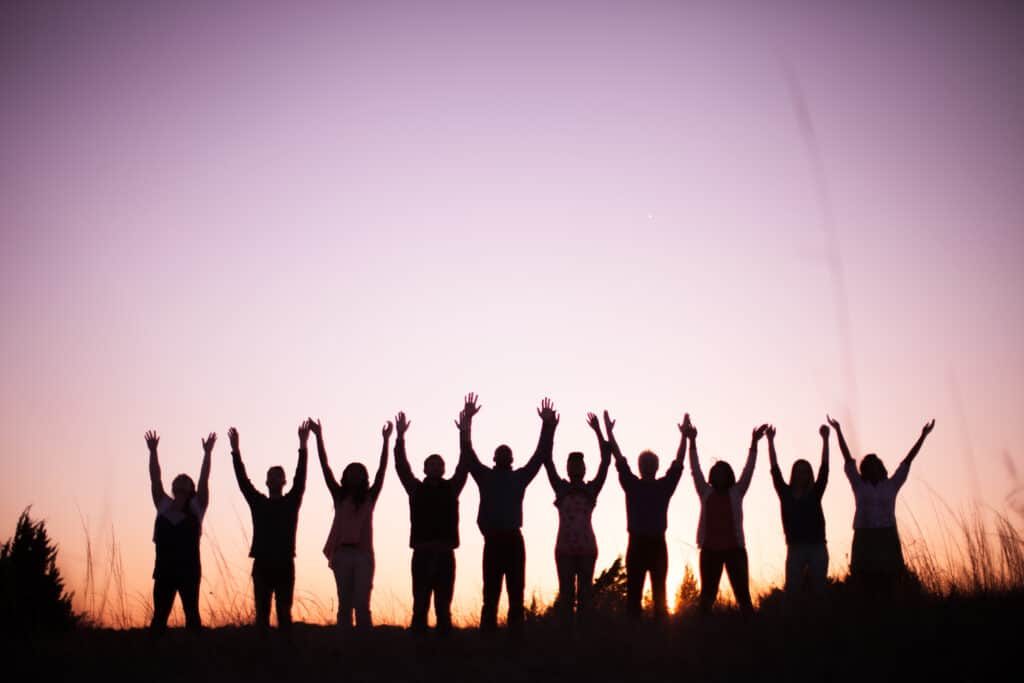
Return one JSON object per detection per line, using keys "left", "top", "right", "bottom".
{"left": 4, "top": 592, "right": 1018, "bottom": 682}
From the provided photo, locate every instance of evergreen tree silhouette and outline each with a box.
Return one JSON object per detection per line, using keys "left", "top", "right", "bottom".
{"left": 0, "top": 507, "right": 78, "bottom": 634}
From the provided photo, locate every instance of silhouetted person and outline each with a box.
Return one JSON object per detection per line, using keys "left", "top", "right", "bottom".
{"left": 459, "top": 393, "right": 558, "bottom": 636}
{"left": 606, "top": 410, "right": 685, "bottom": 620}
{"left": 687, "top": 415, "right": 761, "bottom": 615}
{"left": 393, "top": 410, "right": 468, "bottom": 635}
{"left": 146, "top": 429, "right": 214, "bottom": 633}
{"left": 829, "top": 415, "right": 935, "bottom": 596}
{"left": 229, "top": 421, "right": 309, "bottom": 631}
{"left": 544, "top": 412, "right": 612, "bottom": 625}
{"left": 767, "top": 423, "right": 830, "bottom": 596}
{"left": 314, "top": 417, "right": 390, "bottom": 629}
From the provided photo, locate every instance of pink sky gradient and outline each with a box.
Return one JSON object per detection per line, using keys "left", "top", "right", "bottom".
{"left": 2, "top": 0, "right": 1023, "bottom": 624}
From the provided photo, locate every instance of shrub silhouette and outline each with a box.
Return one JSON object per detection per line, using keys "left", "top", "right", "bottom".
{"left": 0, "top": 507, "right": 78, "bottom": 634}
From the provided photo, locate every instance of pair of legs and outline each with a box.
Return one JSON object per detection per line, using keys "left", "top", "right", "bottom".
{"left": 699, "top": 547, "right": 754, "bottom": 614}
{"left": 253, "top": 558, "right": 295, "bottom": 629}
{"left": 151, "top": 573, "right": 201, "bottom": 633}
{"left": 481, "top": 531, "right": 525, "bottom": 634}
{"left": 331, "top": 547, "right": 375, "bottom": 628}
{"left": 784, "top": 543, "right": 828, "bottom": 596}
{"left": 411, "top": 548, "right": 456, "bottom": 633}
{"left": 556, "top": 553, "right": 597, "bottom": 623}
{"left": 626, "top": 534, "right": 668, "bottom": 619}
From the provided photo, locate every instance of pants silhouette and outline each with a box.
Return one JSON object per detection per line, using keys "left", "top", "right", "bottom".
{"left": 556, "top": 554, "right": 596, "bottom": 621}
{"left": 785, "top": 543, "right": 828, "bottom": 595}
{"left": 253, "top": 559, "right": 295, "bottom": 629}
{"left": 332, "top": 547, "right": 374, "bottom": 628}
{"left": 411, "top": 549, "right": 456, "bottom": 632}
{"left": 481, "top": 531, "right": 525, "bottom": 633}
{"left": 626, "top": 534, "right": 668, "bottom": 618}
{"left": 151, "top": 574, "right": 201, "bottom": 632}
{"left": 699, "top": 547, "right": 753, "bottom": 613}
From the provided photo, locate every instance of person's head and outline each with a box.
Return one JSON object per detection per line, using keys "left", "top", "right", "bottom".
{"left": 859, "top": 453, "right": 887, "bottom": 485}
{"left": 265, "top": 466, "right": 286, "bottom": 496}
{"left": 493, "top": 445, "right": 513, "bottom": 470}
{"left": 789, "top": 459, "right": 814, "bottom": 494}
{"left": 709, "top": 461, "right": 736, "bottom": 493}
{"left": 423, "top": 454, "right": 445, "bottom": 479}
{"left": 171, "top": 474, "right": 195, "bottom": 503}
{"left": 638, "top": 450, "right": 659, "bottom": 480}
{"left": 566, "top": 452, "right": 586, "bottom": 482}
{"left": 340, "top": 463, "right": 370, "bottom": 503}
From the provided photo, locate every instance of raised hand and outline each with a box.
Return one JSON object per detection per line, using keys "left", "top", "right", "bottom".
{"left": 766, "top": 424, "right": 776, "bottom": 441}
{"left": 819, "top": 424, "right": 830, "bottom": 439}
{"left": 751, "top": 424, "right": 768, "bottom": 442}
{"left": 382, "top": 421, "right": 394, "bottom": 440}
{"left": 308, "top": 418, "right": 322, "bottom": 438}
{"left": 603, "top": 410, "right": 616, "bottom": 436}
{"left": 463, "top": 393, "right": 481, "bottom": 419}
{"left": 537, "top": 397, "right": 559, "bottom": 425}
{"left": 826, "top": 415, "right": 841, "bottom": 431}
{"left": 298, "top": 420, "right": 312, "bottom": 445}
{"left": 202, "top": 432, "right": 217, "bottom": 454}
{"left": 921, "top": 419, "right": 936, "bottom": 438}
{"left": 586, "top": 412, "right": 601, "bottom": 434}
{"left": 228, "top": 427, "right": 240, "bottom": 452}
{"left": 395, "top": 411, "right": 411, "bottom": 436}
{"left": 145, "top": 430, "right": 160, "bottom": 453}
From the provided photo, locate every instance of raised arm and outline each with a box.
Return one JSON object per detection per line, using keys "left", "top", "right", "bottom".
{"left": 543, "top": 452, "right": 563, "bottom": 493}
{"left": 393, "top": 411, "right": 418, "bottom": 494}
{"left": 736, "top": 424, "right": 766, "bottom": 495}
{"left": 229, "top": 427, "right": 259, "bottom": 504}
{"left": 290, "top": 420, "right": 310, "bottom": 499}
{"left": 519, "top": 397, "right": 559, "bottom": 484}
{"left": 766, "top": 424, "right": 785, "bottom": 493}
{"left": 684, "top": 417, "right": 709, "bottom": 496}
{"left": 587, "top": 412, "right": 612, "bottom": 496}
{"left": 826, "top": 415, "right": 854, "bottom": 465}
{"left": 661, "top": 416, "right": 688, "bottom": 493}
{"left": 815, "top": 424, "right": 830, "bottom": 495}
{"left": 827, "top": 415, "right": 859, "bottom": 487}
{"left": 196, "top": 432, "right": 216, "bottom": 511}
{"left": 892, "top": 419, "right": 935, "bottom": 487}
{"left": 605, "top": 410, "right": 637, "bottom": 488}
{"left": 369, "top": 421, "right": 392, "bottom": 500}
{"left": 146, "top": 430, "right": 166, "bottom": 506}
{"left": 310, "top": 418, "right": 341, "bottom": 498}
{"left": 456, "top": 393, "right": 487, "bottom": 479}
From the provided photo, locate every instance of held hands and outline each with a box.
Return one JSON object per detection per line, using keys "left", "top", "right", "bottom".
{"left": 307, "top": 418, "right": 323, "bottom": 439}
{"left": 145, "top": 430, "right": 160, "bottom": 453}
{"left": 537, "top": 397, "right": 559, "bottom": 426}
{"left": 395, "top": 411, "right": 411, "bottom": 437}
{"left": 765, "top": 424, "right": 776, "bottom": 441}
{"left": 382, "top": 421, "right": 394, "bottom": 440}
{"left": 680, "top": 413, "right": 697, "bottom": 440}
{"left": 819, "top": 424, "right": 830, "bottom": 439}
{"left": 202, "top": 432, "right": 217, "bottom": 455}
{"left": 298, "top": 420, "right": 312, "bottom": 446}
{"left": 826, "top": 415, "right": 841, "bottom": 432}
{"left": 228, "top": 427, "right": 240, "bottom": 452}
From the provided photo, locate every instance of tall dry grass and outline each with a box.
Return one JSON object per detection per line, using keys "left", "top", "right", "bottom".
{"left": 74, "top": 501, "right": 1024, "bottom": 629}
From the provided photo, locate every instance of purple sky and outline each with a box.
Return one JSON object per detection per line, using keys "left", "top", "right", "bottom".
{"left": 2, "top": 0, "right": 1023, "bottom": 625}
